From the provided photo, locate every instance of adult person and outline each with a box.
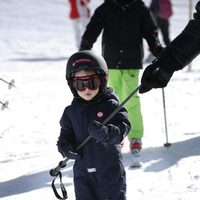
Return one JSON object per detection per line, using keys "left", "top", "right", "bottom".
{"left": 139, "top": 1, "right": 200, "bottom": 94}
{"left": 68, "top": 0, "right": 90, "bottom": 49}
{"left": 150, "top": 0, "right": 173, "bottom": 46}
{"left": 145, "top": 0, "right": 173, "bottom": 62}
{"left": 79, "top": 0, "right": 163, "bottom": 167}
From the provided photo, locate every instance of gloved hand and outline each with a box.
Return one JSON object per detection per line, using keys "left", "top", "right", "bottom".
{"left": 106, "top": 124, "right": 121, "bottom": 145}
{"left": 150, "top": 44, "right": 164, "bottom": 57}
{"left": 88, "top": 121, "right": 122, "bottom": 145}
{"left": 139, "top": 62, "right": 174, "bottom": 94}
{"left": 57, "top": 141, "right": 81, "bottom": 160}
{"left": 63, "top": 148, "right": 81, "bottom": 160}
{"left": 88, "top": 121, "right": 109, "bottom": 145}
{"left": 79, "top": 39, "right": 92, "bottom": 51}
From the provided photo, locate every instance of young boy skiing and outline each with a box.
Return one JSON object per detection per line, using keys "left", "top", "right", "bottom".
{"left": 57, "top": 50, "right": 131, "bottom": 200}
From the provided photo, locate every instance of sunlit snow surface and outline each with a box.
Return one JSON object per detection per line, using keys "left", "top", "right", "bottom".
{"left": 0, "top": 0, "right": 200, "bottom": 199}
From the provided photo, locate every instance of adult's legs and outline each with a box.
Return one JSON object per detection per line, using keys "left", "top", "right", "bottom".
{"left": 108, "top": 69, "right": 143, "bottom": 140}
{"left": 71, "top": 19, "right": 82, "bottom": 49}
{"left": 157, "top": 17, "right": 171, "bottom": 46}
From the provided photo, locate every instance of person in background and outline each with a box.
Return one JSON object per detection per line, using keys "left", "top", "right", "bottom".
{"left": 68, "top": 0, "right": 90, "bottom": 49}
{"left": 57, "top": 50, "right": 131, "bottom": 199}
{"left": 145, "top": 0, "right": 173, "bottom": 62}
{"left": 139, "top": 1, "right": 200, "bottom": 94}
{"left": 79, "top": 0, "right": 163, "bottom": 167}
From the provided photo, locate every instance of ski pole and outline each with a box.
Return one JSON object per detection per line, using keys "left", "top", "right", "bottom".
{"left": 50, "top": 85, "right": 140, "bottom": 177}
{"left": 162, "top": 88, "right": 171, "bottom": 147}
{"left": 0, "top": 78, "right": 16, "bottom": 89}
{"left": 0, "top": 100, "right": 9, "bottom": 110}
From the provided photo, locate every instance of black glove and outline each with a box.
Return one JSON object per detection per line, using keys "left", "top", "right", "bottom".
{"left": 150, "top": 44, "right": 164, "bottom": 57}
{"left": 139, "top": 62, "right": 174, "bottom": 94}
{"left": 88, "top": 121, "right": 109, "bottom": 145}
{"left": 88, "top": 120, "right": 122, "bottom": 146}
{"left": 106, "top": 124, "right": 122, "bottom": 145}
{"left": 79, "top": 39, "right": 92, "bottom": 51}
{"left": 64, "top": 148, "right": 81, "bottom": 160}
{"left": 57, "top": 141, "right": 81, "bottom": 160}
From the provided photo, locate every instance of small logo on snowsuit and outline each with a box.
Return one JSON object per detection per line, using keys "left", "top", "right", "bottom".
{"left": 97, "top": 111, "right": 104, "bottom": 118}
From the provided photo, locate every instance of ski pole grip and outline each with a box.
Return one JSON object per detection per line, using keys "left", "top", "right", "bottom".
{"left": 50, "top": 159, "right": 68, "bottom": 177}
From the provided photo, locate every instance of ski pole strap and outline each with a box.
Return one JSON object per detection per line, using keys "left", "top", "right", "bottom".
{"left": 51, "top": 171, "right": 68, "bottom": 199}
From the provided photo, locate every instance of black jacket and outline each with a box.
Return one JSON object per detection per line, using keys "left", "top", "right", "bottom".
{"left": 155, "top": 1, "right": 200, "bottom": 72}
{"left": 80, "top": 0, "right": 162, "bottom": 69}
{"left": 57, "top": 88, "right": 130, "bottom": 199}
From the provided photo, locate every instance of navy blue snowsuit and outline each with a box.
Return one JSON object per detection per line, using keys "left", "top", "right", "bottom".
{"left": 58, "top": 88, "right": 131, "bottom": 200}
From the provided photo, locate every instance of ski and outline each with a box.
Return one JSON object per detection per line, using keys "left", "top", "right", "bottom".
{"left": 128, "top": 163, "right": 142, "bottom": 169}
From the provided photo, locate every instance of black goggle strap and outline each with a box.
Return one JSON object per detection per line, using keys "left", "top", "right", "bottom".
{"left": 51, "top": 171, "right": 68, "bottom": 199}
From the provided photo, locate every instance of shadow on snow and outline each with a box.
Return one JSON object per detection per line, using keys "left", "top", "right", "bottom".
{"left": 1, "top": 136, "right": 200, "bottom": 197}
{"left": 0, "top": 160, "right": 74, "bottom": 198}
{"left": 8, "top": 56, "right": 68, "bottom": 62}
{"left": 123, "top": 135, "right": 200, "bottom": 172}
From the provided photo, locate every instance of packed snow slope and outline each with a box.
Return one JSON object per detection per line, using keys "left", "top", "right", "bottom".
{"left": 0, "top": 0, "right": 200, "bottom": 199}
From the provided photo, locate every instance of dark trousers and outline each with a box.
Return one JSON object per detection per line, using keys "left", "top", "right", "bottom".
{"left": 73, "top": 160, "right": 126, "bottom": 200}
{"left": 155, "top": 16, "right": 171, "bottom": 46}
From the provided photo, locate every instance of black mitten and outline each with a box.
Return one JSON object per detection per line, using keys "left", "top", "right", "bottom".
{"left": 150, "top": 44, "right": 164, "bottom": 57}
{"left": 79, "top": 39, "right": 92, "bottom": 51}
{"left": 88, "top": 121, "right": 122, "bottom": 146}
{"left": 106, "top": 124, "right": 122, "bottom": 145}
{"left": 88, "top": 121, "right": 109, "bottom": 145}
{"left": 57, "top": 141, "right": 81, "bottom": 160}
{"left": 139, "top": 62, "right": 174, "bottom": 94}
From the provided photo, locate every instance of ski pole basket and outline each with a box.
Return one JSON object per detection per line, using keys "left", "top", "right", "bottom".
{"left": 0, "top": 77, "right": 16, "bottom": 110}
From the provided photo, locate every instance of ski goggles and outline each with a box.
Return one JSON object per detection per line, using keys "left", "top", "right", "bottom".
{"left": 72, "top": 75, "right": 101, "bottom": 91}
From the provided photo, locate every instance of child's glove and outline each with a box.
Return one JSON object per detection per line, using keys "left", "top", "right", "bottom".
{"left": 88, "top": 121, "right": 109, "bottom": 145}
{"left": 64, "top": 148, "right": 81, "bottom": 160}
{"left": 88, "top": 120, "right": 121, "bottom": 146}
{"left": 57, "top": 141, "right": 81, "bottom": 160}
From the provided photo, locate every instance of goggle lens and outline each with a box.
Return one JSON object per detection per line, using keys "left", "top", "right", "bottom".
{"left": 73, "top": 75, "right": 101, "bottom": 91}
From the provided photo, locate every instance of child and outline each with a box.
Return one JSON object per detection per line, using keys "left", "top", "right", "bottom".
{"left": 80, "top": 0, "right": 163, "bottom": 167}
{"left": 57, "top": 50, "right": 131, "bottom": 200}
{"left": 68, "top": 0, "right": 90, "bottom": 49}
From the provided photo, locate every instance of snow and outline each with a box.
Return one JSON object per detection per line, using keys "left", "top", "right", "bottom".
{"left": 0, "top": 0, "right": 200, "bottom": 199}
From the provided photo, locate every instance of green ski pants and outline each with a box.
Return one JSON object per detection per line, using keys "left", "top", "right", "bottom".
{"left": 108, "top": 69, "right": 144, "bottom": 140}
